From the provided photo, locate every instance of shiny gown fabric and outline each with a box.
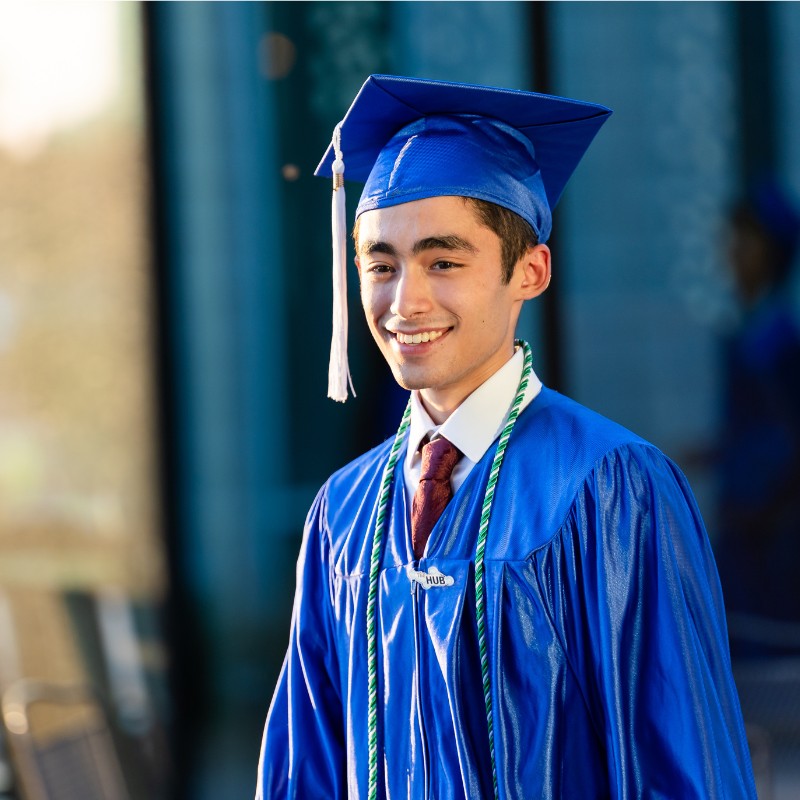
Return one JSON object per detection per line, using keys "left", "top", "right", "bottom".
{"left": 258, "top": 388, "right": 756, "bottom": 799}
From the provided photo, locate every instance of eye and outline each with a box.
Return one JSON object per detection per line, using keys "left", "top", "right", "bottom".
{"left": 431, "top": 260, "right": 460, "bottom": 271}
{"left": 366, "top": 263, "right": 395, "bottom": 275}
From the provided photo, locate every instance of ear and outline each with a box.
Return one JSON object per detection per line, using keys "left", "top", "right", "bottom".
{"left": 515, "top": 244, "right": 551, "bottom": 300}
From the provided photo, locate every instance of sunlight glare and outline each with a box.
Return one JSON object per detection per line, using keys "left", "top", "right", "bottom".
{"left": 0, "top": 3, "right": 120, "bottom": 159}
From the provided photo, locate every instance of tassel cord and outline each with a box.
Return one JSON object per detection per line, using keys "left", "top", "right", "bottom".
{"left": 328, "top": 122, "right": 355, "bottom": 401}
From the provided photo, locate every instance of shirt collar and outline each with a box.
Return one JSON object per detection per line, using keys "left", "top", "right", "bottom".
{"left": 406, "top": 347, "right": 542, "bottom": 465}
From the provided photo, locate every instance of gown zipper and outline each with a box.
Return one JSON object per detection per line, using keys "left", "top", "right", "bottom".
{"left": 411, "top": 578, "right": 430, "bottom": 799}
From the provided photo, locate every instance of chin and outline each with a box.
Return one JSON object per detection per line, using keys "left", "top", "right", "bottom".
{"left": 389, "top": 365, "right": 434, "bottom": 392}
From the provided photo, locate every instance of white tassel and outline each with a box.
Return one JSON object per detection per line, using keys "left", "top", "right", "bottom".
{"left": 328, "top": 123, "right": 355, "bottom": 402}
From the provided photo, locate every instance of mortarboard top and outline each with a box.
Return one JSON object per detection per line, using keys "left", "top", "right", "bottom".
{"left": 315, "top": 74, "right": 612, "bottom": 243}
{"left": 317, "top": 75, "right": 612, "bottom": 402}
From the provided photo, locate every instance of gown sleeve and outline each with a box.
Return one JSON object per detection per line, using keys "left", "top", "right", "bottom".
{"left": 256, "top": 485, "right": 346, "bottom": 800}
{"left": 549, "top": 443, "right": 756, "bottom": 799}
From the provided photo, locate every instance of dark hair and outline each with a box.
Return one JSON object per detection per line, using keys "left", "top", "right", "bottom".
{"left": 731, "top": 179, "right": 800, "bottom": 289}
{"left": 463, "top": 198, "right": 538, "bottom": 284}
{"left": 352, "top": 197, "right": 538, "bottom": 284}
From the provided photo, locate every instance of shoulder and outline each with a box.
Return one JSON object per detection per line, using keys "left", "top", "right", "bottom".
{"left": 496, "top": 388, "right": 695, "bottom": 556}
{"left": 521, "top": 386, "right": 644, "bottom": 442}
{"left": 508, "top": 386, "right": 656, "bottom": 486}
{"left": 313, "top": 436, "right": 396, "bottom": 553}
{"left": 735, "top": 295, "right": 800, "bottom": 370}
{"left": 325, "top": 436, "right": 395, "bottom": 498}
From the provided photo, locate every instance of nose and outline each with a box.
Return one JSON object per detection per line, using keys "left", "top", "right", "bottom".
{"left": 390, "top": 268, "right": 433, "bottom": 319}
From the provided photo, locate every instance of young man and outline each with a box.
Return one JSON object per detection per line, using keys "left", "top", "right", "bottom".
{"left": 258, "top": 75, "right": 756, "bottom": 799}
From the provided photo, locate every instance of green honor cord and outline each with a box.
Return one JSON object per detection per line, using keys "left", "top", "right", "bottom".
{"left": 475, "top": 339, "right": 532, "bottom": 798}
{"left": 366, "top": 400, "right": 411, "bottom": 799}
{"left": 366, "top": 340, "right": 533, "bottom": 800}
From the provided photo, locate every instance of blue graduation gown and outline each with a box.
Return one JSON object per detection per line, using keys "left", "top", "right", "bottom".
{"left": 258, "top": 388, "right": 756, "bottom": 799}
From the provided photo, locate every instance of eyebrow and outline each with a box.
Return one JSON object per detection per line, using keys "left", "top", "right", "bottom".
{"left": 358, "top": 234, "right": 478, "bottom": 257}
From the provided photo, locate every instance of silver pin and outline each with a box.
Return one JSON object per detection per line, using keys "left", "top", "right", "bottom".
{"left": 406, "top": 565, "right": 455, "bottom": 590}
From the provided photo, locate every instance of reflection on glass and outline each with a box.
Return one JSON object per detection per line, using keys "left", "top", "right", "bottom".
{"left": 0, "top": 3, "right": 163, "bottom": 595}
{"left": 0, "top": 7, "right": 170, "bottom": 796}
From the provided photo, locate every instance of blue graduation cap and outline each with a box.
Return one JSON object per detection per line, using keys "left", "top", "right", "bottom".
{"left": 317, "top": 74, "right": 612, "bottom": 401}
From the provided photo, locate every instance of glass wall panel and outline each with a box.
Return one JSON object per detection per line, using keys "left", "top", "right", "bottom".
{"left": 0, "top": 3, "right": 162, "bottom": 594}
{"left": 0, "top": 4, "right": 168, "bottom": 797}
{"left": 550, "top": 3, "right": 739, "bottom": 514}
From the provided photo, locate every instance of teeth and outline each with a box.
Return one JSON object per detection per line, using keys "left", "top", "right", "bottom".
{"left": 395, "top": 330, "right": 444, "bottom": 346}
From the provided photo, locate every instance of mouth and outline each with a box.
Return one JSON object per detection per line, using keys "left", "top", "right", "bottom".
{"left": 392, "top": 329, "right": 447, "bottom": 346}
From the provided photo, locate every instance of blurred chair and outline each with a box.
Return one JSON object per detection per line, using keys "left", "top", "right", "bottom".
{"left": 746, "top": 722, "right": 773, "bottom": 800}
{"left": 730, "top": 612, "right": 800, "bottom": 800}
{"left": 1, "top": 679, "right": 130, "bottom": 800}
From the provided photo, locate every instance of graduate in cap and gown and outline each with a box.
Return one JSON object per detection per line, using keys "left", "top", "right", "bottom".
{"left": 257, "top": 75, "right": 756, "bottom": 799}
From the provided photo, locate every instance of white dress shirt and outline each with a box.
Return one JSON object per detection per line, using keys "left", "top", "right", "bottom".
{"left": 403, "top": 347, "right": 543, "bottom": 508}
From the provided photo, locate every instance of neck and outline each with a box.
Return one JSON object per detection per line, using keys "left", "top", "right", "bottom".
{"left": 417, "top": 392, "right": 463, "bottom": 426}
{"left": 417, "top": 345, "right": 518, "bottom": 425}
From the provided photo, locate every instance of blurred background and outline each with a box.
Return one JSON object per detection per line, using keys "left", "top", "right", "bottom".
{"left": 0, "top": 2, "right": 798, "bottom": 798}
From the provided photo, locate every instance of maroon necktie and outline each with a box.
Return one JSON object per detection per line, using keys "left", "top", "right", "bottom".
{"left": 411, "top": 436, "right": 461, "bottom": 560}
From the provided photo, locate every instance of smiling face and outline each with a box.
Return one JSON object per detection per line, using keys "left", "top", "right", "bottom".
{"left": 355, "top": 195, "right": 550, "bottom": 422}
